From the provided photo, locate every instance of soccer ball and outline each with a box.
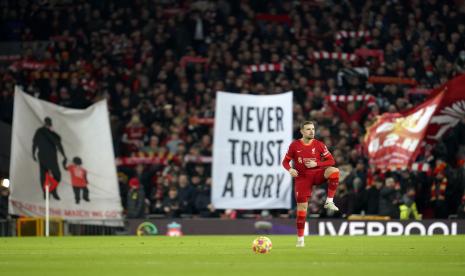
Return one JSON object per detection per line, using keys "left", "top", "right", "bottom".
{"left": 252, "top": 236, "right": 272, "bottom": 254}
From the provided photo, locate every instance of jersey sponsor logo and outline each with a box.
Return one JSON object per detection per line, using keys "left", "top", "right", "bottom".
{"left": 303, "top": 158, "right": 316, "bottom": 163}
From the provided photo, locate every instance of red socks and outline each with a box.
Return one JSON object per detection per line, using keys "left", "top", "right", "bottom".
{"left": 296, "top": 210, "right": 307, "bottom": 237}
{"left": 327, "top": 171, "right": 339, "bottom": 198}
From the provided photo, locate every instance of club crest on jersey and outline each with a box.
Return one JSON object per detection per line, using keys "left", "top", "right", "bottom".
{"left": 312, "top": 148, "right": 315, "bottom": 154}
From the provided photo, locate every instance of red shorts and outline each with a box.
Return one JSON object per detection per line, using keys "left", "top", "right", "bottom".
{"left": 294, "top": 169, "right": 326, "bottom": 203}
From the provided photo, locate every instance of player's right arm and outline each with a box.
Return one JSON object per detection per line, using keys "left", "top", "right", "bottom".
{"left": 282, "top": 142, "right": 298, "bottom": 177}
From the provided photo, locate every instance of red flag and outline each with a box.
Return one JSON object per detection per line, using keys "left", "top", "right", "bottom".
{"left": 43, "top": 171, "right": 59, "bottom": 192}
{"left": 364, "top": 90, "right": 445, "bottom": 170}
{"left": 425, "top": 74, "right": 465, "bottom": 143}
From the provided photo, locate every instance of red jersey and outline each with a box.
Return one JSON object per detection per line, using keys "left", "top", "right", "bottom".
{"left": 67, "top": 164, "right": 88, "bottom": 187}
{"left": 282, "top": 139, "right": 335, "bottom": 175}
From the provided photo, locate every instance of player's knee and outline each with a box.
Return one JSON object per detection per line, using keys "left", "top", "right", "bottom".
{"left": 296, "top": 203, "right": 308, "bottom": 210}
{"left": 325, "top": 167, "right": 339, "bottom": 178}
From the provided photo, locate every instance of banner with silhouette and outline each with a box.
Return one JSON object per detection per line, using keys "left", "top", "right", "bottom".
{"left": 9, "top": 87, "right": 123, "bottom": 224}
{"left": 212, "top": 91, "right": 293, "bottom": 209}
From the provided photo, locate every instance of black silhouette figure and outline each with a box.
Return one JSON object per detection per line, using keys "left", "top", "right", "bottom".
{"left": 32, "top": 117, "right": 67, "bottom": 200}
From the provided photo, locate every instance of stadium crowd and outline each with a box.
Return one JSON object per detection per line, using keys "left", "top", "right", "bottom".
{"left": 1, "top": 0, "right": 465, "bottom": 220}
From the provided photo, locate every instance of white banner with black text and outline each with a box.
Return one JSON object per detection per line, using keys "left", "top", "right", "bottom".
{"left": 212, "top": 91, "right": 293, "bottom": 209}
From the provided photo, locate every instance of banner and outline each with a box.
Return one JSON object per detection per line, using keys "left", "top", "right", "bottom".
{"left": 212, "top": 91, "right": 293, "bottom": 209}
{"left": 125, "top": 218, "right": 465, "bottom": 236}
{"left": 311, "top": 51, "right": 357, "bottom": 62}
{"left": 245, "top": 63, "right": 284, "bottom": 74}
{"left": 9, "top": 87, "right": 123, "bottom": 224}
{"left": 365, "top": 90, "right": 445, "bottom": 170}
{"left": 368, "top": 76, "right": 417, "bottom": 86}
{"left": 426, "top": 74, "right": 465, "bottom": 142}
{"left": 9, "top": 60, "right": 57, "bottom": 71}
{"left": 310, "top": 219, "right": 461, "bottom": 236}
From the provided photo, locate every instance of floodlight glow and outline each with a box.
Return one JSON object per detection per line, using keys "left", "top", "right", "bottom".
{"left": 1, "top": 179, "right": 10, "bottom": 188}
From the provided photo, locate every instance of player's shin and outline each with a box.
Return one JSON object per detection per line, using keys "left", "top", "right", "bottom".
{"left": 296, "top": 209, "right": 307, "bottom": 237}
{"left": 324, "top": 171, "right": 340, "bottom": 212}
{"left": 327, "top": 171, "right": 339, "bottom": 200}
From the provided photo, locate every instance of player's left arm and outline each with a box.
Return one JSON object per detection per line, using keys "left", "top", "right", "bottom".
{"left": 316, "top": 143, "right": 335, "bottom": 167}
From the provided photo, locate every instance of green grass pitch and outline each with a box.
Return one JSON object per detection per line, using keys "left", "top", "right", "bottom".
{"left": 1, "top": 235, "right": 465, "bottom": 276}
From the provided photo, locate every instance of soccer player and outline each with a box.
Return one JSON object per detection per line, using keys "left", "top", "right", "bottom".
{"left": 282, "top": 121, "right": 340, "bottom": 247}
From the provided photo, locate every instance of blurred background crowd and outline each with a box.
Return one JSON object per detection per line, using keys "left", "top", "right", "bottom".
{"left": 0, "top": 0, "right": 465, "bottom": 220}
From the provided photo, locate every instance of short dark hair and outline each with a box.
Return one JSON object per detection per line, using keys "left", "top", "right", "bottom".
{"left": 73, "top": 157, "right": 82, "bottom": 165}
{"left": 44, "top": 117, "right": 52, "bottom": 126}
{"left": 300, "top": 120, "right": 315, "bottom": 129}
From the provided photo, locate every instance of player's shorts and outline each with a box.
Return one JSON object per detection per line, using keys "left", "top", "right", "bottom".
{"left": 294, "top": 168, "right": 326, "bottom": 203}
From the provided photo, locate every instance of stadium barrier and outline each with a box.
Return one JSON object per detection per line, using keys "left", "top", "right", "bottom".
{"left": 64, "top": 220, "right": 127, "bottom": 236}
{"left": 126, "top": 218, "right": 465, "bottom": 236}
{"left": 1, "top": 218, "right": 464, "bottom": 237}
{"left": 0, "top": 218, "right": 126, "bottom": 237}
{"left": 16, "top": 217, "right": 63, "bottom": 236}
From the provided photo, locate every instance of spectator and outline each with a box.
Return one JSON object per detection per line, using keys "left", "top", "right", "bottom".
{"left": 334, "top": 183, "right": 350, "bottom": 216}
{"left": 141, "top": 136, "right": 160, "bottom": 155}
{"left": 308, "top": 188, "right": 326, "bottom": 217}
{"left": 165, "top": 132, "right": 184, "bottom": 155}
{"left": 1, "top": 0, "right": 464, "bottom": 219}
{"left": 379, "top": 177, "right": 401, "bottom": 219}
{"left": 126, "top": 177, "right": 145, "bottom": 219}
{"left": 177, "top": 173, "right": 195, "bottom": 215}
{"left": 194, "top": 177, "right": 217, "bottom": 217}
{"left": 430, "top": 160, "right": 449, "bottom": 218}
{"left": 399, "top": 187, "right": 422, "bottom": 220}
{"left": 364, "top": 177, "right": 383, "bottom": 215}
{"left": 121, "top": 114, "right": 147, "bottom": 155}
{"left": 162, "top": 187, "right": 181, "bottom": 218}
{"left": 457, "top": 195, "right": 465, "bottom": 219}
{"left": 0, "top": 187, "right": 9, "bottom": 219}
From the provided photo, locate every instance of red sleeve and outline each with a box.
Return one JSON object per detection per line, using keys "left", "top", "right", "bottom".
{"left": 317, "top": 142, "right": 335, "bottom": 167}
{"left": 282, "top": 142, "right": 294, "bottom": 170}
